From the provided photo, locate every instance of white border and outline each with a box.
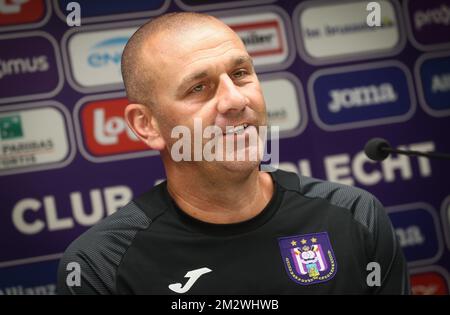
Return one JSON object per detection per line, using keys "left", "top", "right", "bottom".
{"left": 0, "top": 101, "right": 76, "bottom": 176}
{"left": 0, "top": 0, "right": 51, "bottom": 33}
{"left": 53, "top": 0, "right": 170, "bottom": 24}
{"left": 440, "top": 195, "right": 450, "bottom": 252}
{"left": 175, "top": 0, "right": 276, "bottom": 12}
{"left": 259, "top": 71, "right": 308, "bottom": 139}
{"left": 209, "top": 5, "right": 296, "bottom": 73}
{"left": 0, "top": 31, "right": 64, "bottom": 105}
{"left": 292, "top": 0, "right": 407, "bottom": 66}
{"left": 61, "top": 19, "right": 148, "bottom": 94}
{"left": 73, "top": 92, "right": 160, "bottom": 164}
{"left": 403, "top": 0, "right": 450, "bottom": 52}
{"left": 307, "top": 60, "right": 417, "bottom": 132}
{"left": 414, "top": 51, "right": 450, "bottom": 118}
{"left": 409, "top": 265, "right": 450, "bottom": 294}
{"left": 386, "top": 202, "right": 445, "bottom": 267}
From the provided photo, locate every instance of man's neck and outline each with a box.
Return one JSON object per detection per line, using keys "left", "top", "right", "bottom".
{"left": 165, "top": 165, "right": 274, "bottom": 224}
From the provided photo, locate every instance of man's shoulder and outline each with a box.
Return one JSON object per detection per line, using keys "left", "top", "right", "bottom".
{"left": 60, "top": 181, "right": 169, "bottom": 261}
{"left": 57, "top": 185, "right": 163, "bottom": 294}
{"left": 62, "top": 200, "right": 151, "bottom": 257}
{"left": 273, "top": 169, "right": 384, "bottom": 234}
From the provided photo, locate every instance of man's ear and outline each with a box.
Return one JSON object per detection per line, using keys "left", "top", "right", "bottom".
{"left": 124, "top": 103, "right": 165, "bottom": 151}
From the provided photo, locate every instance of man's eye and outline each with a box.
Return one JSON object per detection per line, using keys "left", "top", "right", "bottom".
{"left": 232, "top": 70, "right": 247, "bottom": 79}
{"left": 191, "top": 84, "right": 205, "bottom": 93}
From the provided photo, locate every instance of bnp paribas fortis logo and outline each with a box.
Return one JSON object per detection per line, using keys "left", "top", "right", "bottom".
{"left": 0, "top": 115, "right": 23, "bottom": 140}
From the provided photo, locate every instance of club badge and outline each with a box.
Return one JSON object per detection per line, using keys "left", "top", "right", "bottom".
{"left": 278, "top": 232, "right": 337, "bottom": 285}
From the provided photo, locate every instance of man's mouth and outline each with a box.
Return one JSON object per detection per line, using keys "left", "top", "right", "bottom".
{"left": 224, "top": 123, "right": 250, "bottom": 135}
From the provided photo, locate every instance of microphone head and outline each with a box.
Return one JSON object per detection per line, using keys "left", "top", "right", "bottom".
{"left": 364, "top": 138, "right": 391, "bottom": 161}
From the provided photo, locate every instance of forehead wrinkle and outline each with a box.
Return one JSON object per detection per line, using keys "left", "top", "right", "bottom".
{"left": 179, "top": 40, "right": 240, "bottom": 66}
{"left": 181, "top": 70, "right": 209, "bottom": 87}
{"left": 178, "top": 52, "right": 252, "bottom": 89}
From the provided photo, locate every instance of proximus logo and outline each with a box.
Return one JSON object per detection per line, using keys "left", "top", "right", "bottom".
{"left": 414, "top": 4, "right": 450, "bottom": 31}
{"left": 0, "top": 56, "right": 49, "bottom": 80}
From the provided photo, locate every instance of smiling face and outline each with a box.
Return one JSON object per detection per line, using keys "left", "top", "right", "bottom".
{"left": 143, "top": 19, "right": 268, "bottom": 176}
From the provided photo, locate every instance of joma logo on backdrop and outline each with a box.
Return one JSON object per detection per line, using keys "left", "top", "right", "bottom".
{"left": 309, "top": 61, "right": 415, "bottom": 131}
{"left": 327, "top": 83, "right": 397, "bottom": 113}
{"left": 387, "top": 204, "right": 444, "bottom": 266}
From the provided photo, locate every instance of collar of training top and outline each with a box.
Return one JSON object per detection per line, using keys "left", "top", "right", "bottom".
{"left": 168, "top": 180, "right": 283, "bottom": 237}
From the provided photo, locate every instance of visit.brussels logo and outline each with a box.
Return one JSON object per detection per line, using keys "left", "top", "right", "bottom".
{"left": 308, "top": 61, "right": 416, "bottom": 131}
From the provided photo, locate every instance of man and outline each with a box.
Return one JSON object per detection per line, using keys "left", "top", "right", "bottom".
{"left": 57, "top": 12, "right": 409, "bottom": 294}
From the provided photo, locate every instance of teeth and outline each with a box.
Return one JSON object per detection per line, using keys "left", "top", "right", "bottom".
{"left": 225, "top": 124, "right": 248, "bottom": 135}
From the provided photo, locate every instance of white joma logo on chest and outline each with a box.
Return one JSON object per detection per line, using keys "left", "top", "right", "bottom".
{"left": 168, "top": 267, "right": 212, "bottom": 294}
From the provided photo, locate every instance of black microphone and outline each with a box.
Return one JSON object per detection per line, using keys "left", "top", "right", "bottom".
{"left": 364, "top": 138, "right": 450, "bottom": 161}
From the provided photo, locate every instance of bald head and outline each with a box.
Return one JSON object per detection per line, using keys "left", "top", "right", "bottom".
{"left": 121, "top": 12, "right": 235, "bottom": 108}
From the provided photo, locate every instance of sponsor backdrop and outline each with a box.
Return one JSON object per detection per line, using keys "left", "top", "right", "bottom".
{"left": 0, "top": 0, "right": 449, "bottom": 295}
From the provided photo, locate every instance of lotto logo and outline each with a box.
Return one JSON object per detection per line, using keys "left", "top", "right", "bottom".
{"left": 411, "top": 271, "right": 449, "bottom": 295}
{"left": 74, "top": 95, "right": 159, "bottom": 163}
{"left": 0, "top": 0, "right": 46, "bottom": 27}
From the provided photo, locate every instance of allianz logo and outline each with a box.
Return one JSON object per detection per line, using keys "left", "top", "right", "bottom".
{"left": 87, "top": 37, "right": 129, "bottom": 68}
{"left": 414, "top": 4, "right": 450, "bottom": 31}
{"left": 328, "top": 83, "right": 398, "bottom": 113}
{"left": 93, "top": 108, "right": 138, "bottom": 145}
{"left": 0, "top": 55, "right": 49, "bottom": 80}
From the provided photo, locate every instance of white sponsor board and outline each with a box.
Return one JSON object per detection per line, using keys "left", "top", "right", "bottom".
{"left": 260, "top": 72, "right": 307, "bottom": 138}
{"left": 62, "top": 21, "right": 144, "bottom": 93}
{"left": 293, "top": 0, "right": 405, "bottom": 65}
{"left": 0, "top": 101, "right": 75, "bottom": 175}
{"left": 216, "top": 6, "right": 295, "bottom": 72}
{"left": 67, "top": 27, "right": 136, "bottom": 90}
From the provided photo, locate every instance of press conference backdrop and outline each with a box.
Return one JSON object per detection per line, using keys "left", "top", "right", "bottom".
{"left": 0, "top": 0, "right": 449, "bottom": 295}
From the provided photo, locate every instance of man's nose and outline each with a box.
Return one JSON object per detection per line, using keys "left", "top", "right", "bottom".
{"left": 216, "top": 74, "right": 249, "bottom": 114}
